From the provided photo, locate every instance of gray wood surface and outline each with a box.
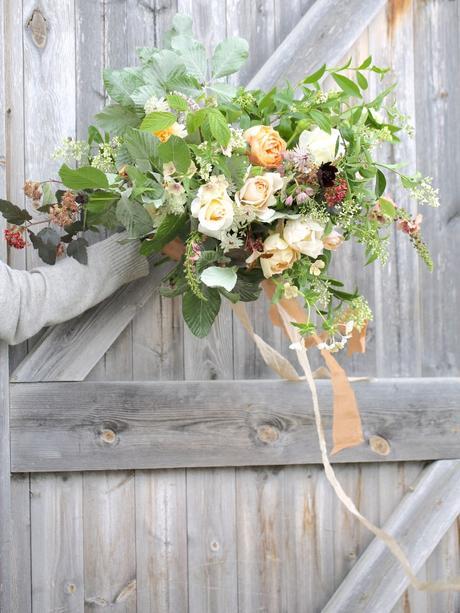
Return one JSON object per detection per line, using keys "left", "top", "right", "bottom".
{"left": 9, "top": 378, "right": 460, "bottom": 472}
{"left": 0, "top": 1, "right": 11, "bottom": 607}
{"left": 2, "top": 1, "right": 460, "bottom": 611}
{"left": 247, "top": 0, "right": 388, "bottom": 90}
{"left": 323, "top": 460, "right": 460, "bottom": 613}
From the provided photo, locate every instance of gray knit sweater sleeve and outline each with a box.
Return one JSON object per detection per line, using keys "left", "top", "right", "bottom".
{"left": 0, "top": 232, "right": 149, "bottom": 345}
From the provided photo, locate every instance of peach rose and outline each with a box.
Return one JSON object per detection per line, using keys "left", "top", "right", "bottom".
{"left": 235, "top": 172, "right": 283, "bottom": 221}
{"left": 260, "top": 233, "right": 300, "bottom": 278}
{"left": 244, "top": 125, "right": 286, "bottom": 168}
{"left": 323, "top": 230, "right": 344, "bottom": 251}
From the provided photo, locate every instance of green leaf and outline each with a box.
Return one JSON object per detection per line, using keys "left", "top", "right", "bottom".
{"left": 59, "top": 165, "right": 109, "bottom": 190}
{"left": 308, "top": 109, "right": 331, "bottom": 133}
{"left": 67, "top": 237, "right": 89, "bottom": 264}
{"left": 182, "top": 288, "right": 221, "bottom": 337}
{"left": 139, "top": 212, "right": 187, "bottom": 255}
{"left": 200, "top": 266, "right": 237, "bottom": 291}
{"left": 332, "top": 73, "right": 362, "bottom": 98}
{"left": 166, "top": 93, "right": 188, "bottom": 111}
{"left": 211, "top": 37, "right": 249, "bottom": 78}
{"left": 356, "top": 71, "right": 368, "bottom": 90}
{"left": 379, "top": 196, "right": 396, "bottom": 218}
{"left": 186, "top": 108, "right": 208, "bottom": 134}
{"left": 207, "top": 109, "right": 231, "bottom": 147}
{"left": 158, "top": 135, "right": 191, "bottom": 174}
{"left": 0, "top": 199, "right": 32, "bottom": 225}
{"left": 29, "top": 227, "right": 60, "bottom": 265}
{"left": 303, "top": 63, "right": 326, "bottom": 84}
{"left": 375, "top": 169, "right": 387, "bottom": 198}
{"left": 86, "top": 191, "right": 118, "bottom": 213}
{"left": 171, "top": 35, "right": 207, "bottom": 82}
{"left": 95, "top": 105, "right": 140, "bottom": 135}
{"left": 103, "top": 67, "right": 144, "bottom": 105}
{"left": 233, "top": 268, "right": 263, "bottom": 302}
{"left": 172, "top": 13, "right": 193, "bottom": 34}
{"left": 124, "top": 128, "right": 158, "bottom": 163}
{"left": 116, "top": 192, "right": 153, "bottom": 238}
{"left": 358, "top": 55, "right": 373, "bottom": 70}
{"left": 140, "top": 111, "right": 176, "bottom": 132}
{"left": 206, "top": 82, "right": 237, "bottom": 102}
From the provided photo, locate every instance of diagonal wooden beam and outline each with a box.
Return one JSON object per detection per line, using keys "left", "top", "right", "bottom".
{"left": 247, "top": 0, "right": 388, "bottom": 90}
{"left": 11, "top": 260, "right": 173, "bottom": 382}
{"left": 323, "top": 459, "right": 460, "bottom": 613}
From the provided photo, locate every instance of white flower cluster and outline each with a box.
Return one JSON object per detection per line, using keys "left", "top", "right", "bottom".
{"left": 221, "top": 127, "right": 247, "bottom": 157}
{"left": 52, "top": 138, "right": 90, "bottom": 164}
{"left": 144, "top": 96, "right": 170, "bottom": 114}
{"left": 91, "top": 137, "right": 121, "bottom": 173}
{"left": 409, "top": 176, "right": 440, "bottom": 208}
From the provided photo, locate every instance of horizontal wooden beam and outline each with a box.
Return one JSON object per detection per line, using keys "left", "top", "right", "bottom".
{"left": 323, "top": 459, "right": 460, "bottom": 612}
{"left": 10, "top": 378, "right": 460, "bottom": 472}
{"left": 247, "top": 0, "right": 388, "bottom": 90}
{"left": 11, "top": 259, "right": 173, "bottom": 383}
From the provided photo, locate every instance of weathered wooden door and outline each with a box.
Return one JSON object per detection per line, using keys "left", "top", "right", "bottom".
{"left": 1, "top": 1, "right": 460, "bottom": 612}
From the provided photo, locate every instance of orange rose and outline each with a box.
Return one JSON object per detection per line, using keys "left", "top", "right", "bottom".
{"left": 244, "top": 125, "right": 286, "bottom": 168}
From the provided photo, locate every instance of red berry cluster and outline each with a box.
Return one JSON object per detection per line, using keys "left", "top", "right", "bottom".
{"left": 4, "top": 228, "right": 26, "bottom": 249}
{"left": 325, "top": 178, "right": 348, "bottom": 208}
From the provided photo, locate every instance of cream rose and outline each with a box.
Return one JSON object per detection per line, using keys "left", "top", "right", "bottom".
{"left": 260, "top": 233, "right": 300, "bottom": 278}
{"left": 323, "top": 230, "right": 344, "bottom": 251}
{"left": 235, "top": 172, "right": 283, "bottom": 221}
{"left": 283, "top": 218, "right": 324, "bottom": 258}
{"left": 298, "top": 127, "right": 345, "bottom": 165}
{"left": 191, "top": 176, "right": 234, "bottom": 238}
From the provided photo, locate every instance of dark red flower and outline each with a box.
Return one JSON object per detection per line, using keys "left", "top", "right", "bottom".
{"left": 317, "top": 163, "right": 338, "bottom": 188}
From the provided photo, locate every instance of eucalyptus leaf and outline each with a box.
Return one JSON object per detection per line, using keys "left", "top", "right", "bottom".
{"left": 200, "top": 266, "right": 237, "bottom": 291}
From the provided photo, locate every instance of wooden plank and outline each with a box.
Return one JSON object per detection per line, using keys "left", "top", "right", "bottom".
{"left": 323, "top": 459, "right": 460, "bottom": 613}
{"left": 413, "top": 0, "right": 460, "bottom": 378}
{"left": 187, "top": 468, "right": 238, "bottom": 613}
{"left": 10, "top": 474, "right": 32, "bottom": 613}
{"left": 0, "top": 0, "right": 11, "bottom": 606}
{"left": 135, "top": 469, "right": 188, "bottom": 613}
{"left": 246, "top": 0, "right": 388, "bottom": 90}
{"left": 236, "top": 467, "right": 285, "bottom": 613}
{"left": 4, "top": 0, "right": 27, "bottom": 371}
{"left": 11, "top": 259, "right": 173, "bottom": 382}
{"left": 83, "top": 471, "right": 137, "bottom": 611}
{"left": 30, "top": 473, "right": 84, "bottom": 613}
{"left": 9, "top": 378, "right": 460, "bottom": 472}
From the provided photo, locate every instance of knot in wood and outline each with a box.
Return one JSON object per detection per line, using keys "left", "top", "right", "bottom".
{"left": 369, "top": 435, "right": 391, "bottom": 456}
{"left": 66, "top": 582, "right": 77, "bottom": 594}
{"left": 210, "top": 540, "right": 220, "bottom": 552}
{"left": 100, "top": 428, "right": 117, "bottom": 445}
{"left": 27, "top": 9, "right": 48, "bottom": 49}
{"left": 256, "top": 424, "right": 280, "bottom": 444}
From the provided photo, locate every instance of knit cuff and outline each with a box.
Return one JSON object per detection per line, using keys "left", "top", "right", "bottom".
{"left": 88, "top": 232, "right": 149, "bottom": 286}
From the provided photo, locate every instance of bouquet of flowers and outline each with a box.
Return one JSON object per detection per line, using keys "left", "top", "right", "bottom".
{"left": 0, "top": 13, "right": 439, "bottom": 345}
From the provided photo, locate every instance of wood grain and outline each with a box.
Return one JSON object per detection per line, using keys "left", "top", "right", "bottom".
{"left": 247, "top": 0, "right": 388, "bottom": 89}
{"left": 323, "top": 460, "right": 460, "bottom": 613}
{"left": 9, "top": 378, "right": 460, "bottom": 472}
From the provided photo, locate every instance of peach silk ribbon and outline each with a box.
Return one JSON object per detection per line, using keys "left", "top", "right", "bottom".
{"left": 161, "top": 240, "right": 460, "bottom": 591}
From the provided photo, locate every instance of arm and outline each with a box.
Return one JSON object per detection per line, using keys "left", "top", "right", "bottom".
{"left": 0, "top": 233, "right": 149, "bottom": 345}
